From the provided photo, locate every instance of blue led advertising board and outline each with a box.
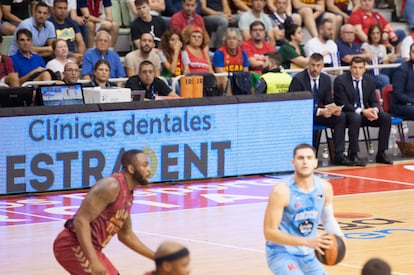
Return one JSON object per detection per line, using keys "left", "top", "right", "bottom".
{"left": 0, "top": 98, "right": 312, "bottom": 195}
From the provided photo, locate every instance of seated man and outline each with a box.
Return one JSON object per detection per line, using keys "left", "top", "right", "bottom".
{"left": 81, "top": 30, "right": 126, "bottom": 81}
{"left": 170, "top": 0, "right": 205, "bottom": 32}
{"left": 130, "top": 0, "right": 167, "bottom": 49}
{"left": 334, "top": 56, "right": 393, "bottom": 164}
{"left": 11, "top": 29, "right": 53, "bottom": 85}
{"left": 9, "top": 2, "right": 56, "bottom": 58}
{"left": 304, "top": 18, "right": 340, "bottom": 68}
{"left": 336, "top": 24, "right": 370, "bottom": 66}
{"left": 125, "top": 32, "right": 161, "bottom": 77}
{"left": 48, "top": 0, "right": 86, "bottom": 65}
{"left": 1, "top": 0, "right": 34, "bottom": 27}
{"left": 125, "top": 60, "right": 179, "bottom": 100}
{"left": 268, "top": 0, "right": 302, "bottom": 47}
{"left": 240, "top": 21, "right": 275, "bottom": 75}
{"left": 391, "top": 43, "right": 414, "bottom": 120}
{"left": 163, "top": 0, "right": 201, "bottom": 17}
{"left": 289, "top": 53, "right": 356, "bottom": 166}
{"left": 62, "top": 62, "right": 81, "bottom": 84}
{"left": 238, "top": 0, "right": 275, "bottom": 45}
{"left": 256, "top": 52, "right": 292, "bottom": 94}
{"left": 212, "top": 28, "right": 249, "bottom": 95}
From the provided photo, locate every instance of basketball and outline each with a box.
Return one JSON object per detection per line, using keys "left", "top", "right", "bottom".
{"left": 315, "top": 234, "right": 346, "bottom": 265}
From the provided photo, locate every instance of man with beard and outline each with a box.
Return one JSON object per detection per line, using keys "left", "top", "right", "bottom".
{"left": 264, "top": 143, "right": 345, "bottom": 274}
{"left": 391, "top": 43, "right": 414, "bottom": 120}
{"left": 53, "top": 149, "right": 155, "bottom": 275}
{"left": 288, "top": 53, "right": 357, "bottom": 166}
{"left": 169, "top": 0, "right": 205, "bottom": 32}
{"left": 255, "top": 52, "right": 291, "bottom": 94}
{"left": 240, "top": 21, "right": 275, "bottom": 75}
{"left": 304, "top": 18, "right": 340, "bottom": 69}
{"left": 125, "top": 32, "right": 161, "bottom": 77}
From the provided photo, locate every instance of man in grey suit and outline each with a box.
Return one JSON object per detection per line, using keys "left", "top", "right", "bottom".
{"left": 289, "top": 53, "right": 356, "bottom": 166}
{"left": 334, "top": 56, "right": 393, "bottom": 164}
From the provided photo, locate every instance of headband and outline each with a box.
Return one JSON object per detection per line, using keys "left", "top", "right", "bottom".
{"left": 154, "top": 248, "right": 190, "bottom": 266}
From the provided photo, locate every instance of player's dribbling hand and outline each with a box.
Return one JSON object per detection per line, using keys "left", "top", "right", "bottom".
{"left": 90, "top": 261, "right": 107, "bottom": 275}
{"left": 308, "top": 234, "right": 333, "bottom": 255}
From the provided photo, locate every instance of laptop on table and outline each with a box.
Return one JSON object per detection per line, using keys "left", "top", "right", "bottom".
{"left": 37, "top": 84, "right": 84, "bottom": 106}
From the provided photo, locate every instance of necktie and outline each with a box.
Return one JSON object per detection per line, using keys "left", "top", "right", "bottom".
{"left": 354, "top": 80, "right": 361, "bottom": 108}
{"left": 313, "top": 79, "right": 319, "bottom": 107}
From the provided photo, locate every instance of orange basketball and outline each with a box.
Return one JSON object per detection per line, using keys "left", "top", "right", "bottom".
{"left": 315, "top": 234, "right": 346, "bottom": 265}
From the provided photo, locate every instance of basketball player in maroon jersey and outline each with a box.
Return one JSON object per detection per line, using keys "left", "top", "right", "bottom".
{"left": 53, "top": 149, "right": 155, "bottom": 274}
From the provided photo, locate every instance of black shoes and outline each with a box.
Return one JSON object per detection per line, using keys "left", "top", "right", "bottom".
{"left": 333, "top": 152, "right": 393, "bottom": 166}
{"left": 334, "top": 157, "right": 355, "bottom": 166}
{"left": 376, "top": 152, "right": 393, "bottom": 164}
{"left": 349, "top": 155, "right": 367, "bottom": 166}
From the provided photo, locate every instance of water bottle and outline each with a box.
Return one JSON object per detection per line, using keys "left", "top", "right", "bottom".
{"left": 321, "top": 147, "right": 329, "bottom": 167}
{"left": 403, "top": 121, "right": 409, "bottom": 142}
{"left": 368, "top": 143, "right": 375, "bottom": 163}
{"left": 344, "top": 143, "right": 349, "bottom": 158}
{"left": 389, "top": 125, "right": 398, "bottom": 156}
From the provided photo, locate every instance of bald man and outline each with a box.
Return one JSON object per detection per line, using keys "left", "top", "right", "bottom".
{"left": 144, "top": 241, "right": 191, "bottom": 275}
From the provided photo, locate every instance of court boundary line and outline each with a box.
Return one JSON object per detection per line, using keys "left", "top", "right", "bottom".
{"left": 0, "top": 209, "right": 66, "bottom": 221}
{"left": 2, "top": 189, "right": 414, "bottom": 228}
{"left": 322, "top": 171, "right": 414, "bottom": 186}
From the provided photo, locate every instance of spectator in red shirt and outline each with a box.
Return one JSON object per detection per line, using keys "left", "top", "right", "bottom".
{"left": 170, "top": 0, "right": 205, "bottom": 32}
{"left": 182, "top": 25, "right": 213, "bottom": 74}
{"left": 348, "top": 0, "right": 406, "bottom": 49}
{"left": 241, "top": 21, "right": 275, "bottom": 74}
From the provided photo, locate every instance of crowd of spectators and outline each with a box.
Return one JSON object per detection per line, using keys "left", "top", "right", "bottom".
{"left": 0, "top": 0, "right": 411, "bottom": 100}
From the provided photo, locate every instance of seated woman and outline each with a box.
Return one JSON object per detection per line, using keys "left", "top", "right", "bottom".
{"left": 46, "top": 39, "right": 74, "bottom": 80}
{"left": 159, "top": 28, "right": 188, "bottom": 94}
{"left": 361, "top": 24, "right": 399, "bottom": 89}
{"left": 212, "top": 27, "right": 249, "bottom": 95}
{"left": 181, "top": 25, "right": 214, "bottom": 74}
{"left": 159, "top": 28, "right": 188, "bottom": 78}
{"left": 278, "top": 23, "right": 308, "bottom": 71}
{"left": 91, "top": 60, "right": 115, "bottom": 87}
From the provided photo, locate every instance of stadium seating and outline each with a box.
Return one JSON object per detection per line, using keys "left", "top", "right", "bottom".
{"left": 112, "top": 0, "right": 132, "bottom": 54}
{"left": 1, "top": 36, "right": 13, "bottom": 55}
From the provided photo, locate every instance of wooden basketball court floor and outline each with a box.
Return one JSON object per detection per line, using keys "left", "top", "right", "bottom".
{"left": 1, "top": 162, "right": 414, "bottom": 275}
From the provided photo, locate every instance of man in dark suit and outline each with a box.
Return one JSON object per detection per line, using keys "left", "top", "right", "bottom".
{"left": 289, "top": 53, "right": 355, "bottom": 166}
{"left": 391, "top": 42, "right": 414, "bottom": 120}
{"left": 334, "top": 56, "right": 393, "bottom": 164}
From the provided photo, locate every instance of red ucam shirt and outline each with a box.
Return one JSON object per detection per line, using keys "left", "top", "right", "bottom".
{"left": 241, "top": 39, "right": 275, "bottom": 74}
{"left": 348, "top": 7, "right": 389, "bottom": 44}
